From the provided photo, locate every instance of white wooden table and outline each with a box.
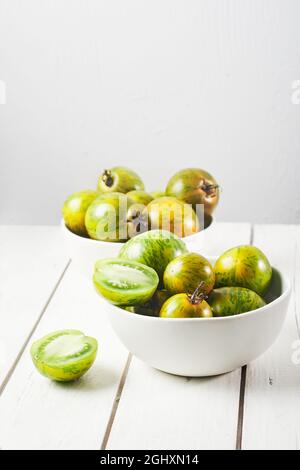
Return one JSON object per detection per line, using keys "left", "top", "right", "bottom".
{"left": 0, "top": 223, "right": 299, "bottom": 450}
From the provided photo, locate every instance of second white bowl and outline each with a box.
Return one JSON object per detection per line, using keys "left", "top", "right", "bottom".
{"left": 61, "top": 218, "right": 215, "bottom": 279}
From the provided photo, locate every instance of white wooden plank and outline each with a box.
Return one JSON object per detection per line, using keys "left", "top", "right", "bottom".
{"left": 107, "top": 222, "right": 251, "bottom": 450}
{"left": 0, "top": 226, "right": 69, "bottom": 389}
{"left": 242, "top": 225, "right": 300, "bottom": 450}
{"left": 0, "top": 264, "right": 129, "bottom": 450}
{"left": 188, "top": 222, "right": 251, "bottom": 258}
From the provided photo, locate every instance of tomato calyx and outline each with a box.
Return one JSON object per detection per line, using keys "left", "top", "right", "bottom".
{"left": 199, "top": 179, "right": 219, "bottom": 197}
{"left": 102, "top": 169, "right": 114, "bottom": 188}
{"left": 188, "top": 282, "right": 208, "bottom": 305}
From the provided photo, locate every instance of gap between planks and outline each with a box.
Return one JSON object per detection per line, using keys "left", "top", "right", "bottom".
{"left": 0, "top": 259, "right": 71, "bottom": 397}
{"left": 101, "top": 353, "right": 132, "bottom": 450}
{"left": 235, "top": 223, "right": 253, "bottom": 449}
{"left": 101, "top": 224, "right": 254, "bottom": 450}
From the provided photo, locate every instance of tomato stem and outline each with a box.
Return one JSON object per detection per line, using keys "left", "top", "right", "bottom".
{"left": 200, "top": 180, "right": 219, "bottom": 197}
{"left": 189, "top": 282, "right": 207, "bottom": 305}
{"left": 102, "top": 169, "right": 114, "bottom": 187}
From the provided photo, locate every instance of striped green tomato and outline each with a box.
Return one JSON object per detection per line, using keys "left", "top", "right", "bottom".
{"left": 98, "top": 166, "right": 144, "bottom": 193}
{"left": 214, "top": 245, "right": 272, "bottom": 295}
{"left": 85, "top": 192, "right": 133, "bottom": 242}
{"left": 62, "top": 190, "right": 98, "bottom": 237}
{"left": 208, "top": 287, "right": 266, "bottom": 317}
{"left": 119, "top": 229, "right": 188, "bottom": 281}
{"left": 163, "top": 252, "right": 215, "bottom": 295}
{"left": 145, "top": 196, "right": 199, "bottom": 238}
{"left": 159, "top": 293, "right": 213, "bottom": 318}
{"left": 165, "top": 168, "right": 219, "bottom": 216}
{"left": 126, "top": 190, "right": 153, "bottom": 206}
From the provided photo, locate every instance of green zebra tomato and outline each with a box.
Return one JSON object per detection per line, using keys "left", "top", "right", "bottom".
{"left": 62, "top": 190, "right": 98, "bottom": 237}
{"left": 126, "top": 190, "right": 153, "bottom": 206}
{"left": 208, "top": 287, "right": 266, "bottom": 317}
{"left": 98, "top": 166, "right": 144, "bottom": 193}
{"left": 119, "top": 229, "right": 188, "bottom": 281}
{"left": 93, "top": 258, "right": 159, "bottom": 306}
{"left": 85, "top": 192, "right": 133, "bottom": 242}
{"left": 214, "top": 245, "right": 272, "bottom": 295}
{"left": 150, "top": 190, "right": 166, "bottom": 199}
{"left": 159, "top": 290, "right": 213, "bottom": 318}
{"left": 165, "top": 168, "right": 219, "bottom": 216}
{"left": 125, "top": 305, "right": 156, "bottom": 316}
{"left": 145, "top": 196, "right": 199, "bottom": 238}
{"left": 30, "top": 330, "right": 98, "bottom": 382}
{"left": 163, "top": 252, "right": 215, "bottom": 295}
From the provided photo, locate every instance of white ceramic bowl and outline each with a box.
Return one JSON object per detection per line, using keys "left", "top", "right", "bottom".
{"left": 105, "top": 260, "right": 291, "bottom": 377}
{"left": 61, "top": 217, "right": 215, "bottom": 279}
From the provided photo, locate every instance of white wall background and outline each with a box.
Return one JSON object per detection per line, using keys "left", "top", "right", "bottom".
{"left": 0, "top": 0, "right": 300, "bottom": 225}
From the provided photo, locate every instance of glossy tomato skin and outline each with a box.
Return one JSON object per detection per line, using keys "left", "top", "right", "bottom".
{"left": 145, "top": 196, "right": 200, "bottom": 238}
{"left": 30, "top": 330, "right": 98, "bottom": 382}
{"left": 159, "top": 293, "right": 213, "bottom": 318}
{"left": 151, "top": 289, "right": 172, "bottom": 311}
{"left": 126, "top": 190, "right": 153, "bottom": 206}
{"left": 62, "top": 190, "right": 98, "bottom": 237}
{"left": 98, "top": 166, "right": 144, "bottom": 194}
{"left": 85, "top": 192, "right": 133, "bottom": 242}
{"left": 214, "top": 245, "right": 272, "bottom": 296}
{"left": 125, "top": 305, "right": 157, "bottom": 316}
{"left": 163, "top": 252, "right": 215, "bottom": 296}
{"left": 119, "top": 229, "right": 188, "bottom": 282}
{"left": 93, "top": 258, "right": 159, "bottom": 306}
{"left": 208, "top": 287, "right": 266, "bottom": 317}
{"left": 150, "top": 190, "right": 165, "bottom": 199}
{"left": 165, "top": 168, "right": 219, "bottom": 216}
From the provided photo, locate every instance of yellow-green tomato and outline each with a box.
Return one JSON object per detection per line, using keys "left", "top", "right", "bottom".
{"left": 85, "top": 192, "right": 133, "bottom": 242}
{"left": 119, "top": 229, "right": 188, "bottom": 281}
{"left": 165, "top": 168, "right": 219, "bottom": 216}
{"left": 214, "top": 245, "right": 272, "bottom": 295}
{"left": 62, "top": 190, "right": 98, "bottom": 237}
{"left": 160, "top": 293, "right": 212, "bottom": 318}
{"left": 126, "top": 190, "right": 153, "bottom": 206}
{"left": 208, "top": 287, "right": 266, "bottom": 317}
{"left": 145, "top": 196, "right": 199, "bottom": 238}
{"left": 163, "top": 252, "right": 215, "bottom": 296}
{"left": 150, "top": 190, "right": 165, "bottom": 199}
{"left": 98, "top": 166, "right": 144, "bottom": 193}
{"left": 30, "top": 330, "right": 98, "bottom": 382}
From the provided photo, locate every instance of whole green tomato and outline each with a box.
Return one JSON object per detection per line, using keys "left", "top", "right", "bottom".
{"left": 214, "top": 245, "right": 272, "bottom": 295}
{"left": 62, "top": 190, "right": 98, "bottom": 237}
{"left": 98, "top": 166, "right": 144, "bottom": 193}
{"left": 208, "top": 287, "right": 266, "bottom": 317}
{"left": 31, "top": 330, "right": 98, "bottom": 382}
{"left": 119, "top": 229, "right": 188, "bottom": 281}
{"left": 126, "top": 190, "right": 153, "bottom": 205}
{"left": 125, "top": 305, "right": 156, "bottom": 316}
{"left": 150, "top": 190, "right": 165, "bottom": 199}
{"left": 151, "top": 289, "right": 172, "bottom": 312}
{"left": 165, "top": 168, "right": 219, "bottom": 216}
{"left": 85, "top": 192, "right": 133, "bottom": 242}
{"left": 145, "top": 196, "right": 199, "bottom": 238}
{"left": 159, "top": 291, "right": 212, "bottom": 318}
{"left": 163, "top": 252, "right": 215, "bottom": 295}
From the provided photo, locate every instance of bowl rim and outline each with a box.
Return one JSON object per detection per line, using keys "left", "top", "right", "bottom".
{"left": 62, "top": 219, "right": 291, "bottom": 323}
{"left": 107, "top": 267, "right": 291, "bottom": 323}
{"left": 61, "top": 216, "right": 215, "bottom": 245}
